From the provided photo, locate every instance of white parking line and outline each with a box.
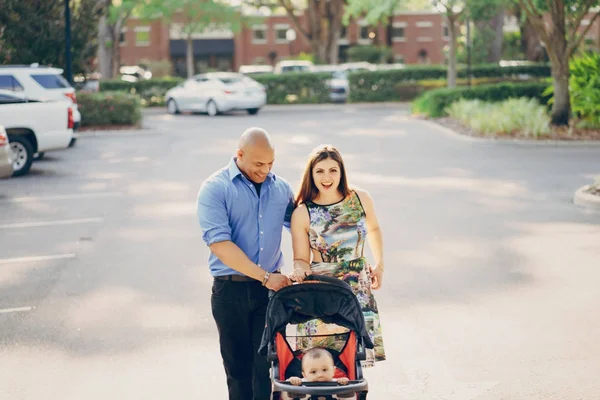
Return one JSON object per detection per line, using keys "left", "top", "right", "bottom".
{"left": 1, "top": 191, "right": 122, "bottom": 203}
{"left": 0, "top": 217, "right": 103, "bottom": 229}
{"left": 0, "top": 306, "right": 33, "bottom": 314}
{"left": 0, "top": 253, "right": 76, "bottom": 265}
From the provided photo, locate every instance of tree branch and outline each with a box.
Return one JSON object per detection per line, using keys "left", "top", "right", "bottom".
{"left": 568, "top": 8, "right": 600, "bottom": 57}
{"left": 518, "top": 0, "right": 551, "bottom": 45}
{"left": 277, "top": 0, "right": 310, "bottom": 40}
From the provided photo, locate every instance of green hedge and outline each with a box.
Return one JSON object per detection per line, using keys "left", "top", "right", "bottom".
{"left": 349, "top": 63, "right": 551, "bottom": 102}
{"left": 252, "top": 72, "right": 331, "bottom": 104}
{"left": 78, "top": 91, "right": 142, "bottom": 127}
{"left": 411, "top": 82, "right": 551, "bottom": 118}
{"left": 99, "top": 77, "right": 184, "bottom": 107}
{"left": 98, "top": 74, "right": 331, "bottom": 105}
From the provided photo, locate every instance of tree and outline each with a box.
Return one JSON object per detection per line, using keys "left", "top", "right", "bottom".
{"left": 517, "top": 0, "right": 600, "bottom": 125}
{"left": 97, "top": 0, "right": 139, "bottom": 80}
{"left": 142, "top": 0, "right": 246, "bottom": 78}
{"left": 344, "top": 0, "right": 404, "bottom": 47}
{"left": 0, "top": 0, "right": 100, "bottom": 76}
{"left": 272, "top": 0, "right": 345, "bottom": 64}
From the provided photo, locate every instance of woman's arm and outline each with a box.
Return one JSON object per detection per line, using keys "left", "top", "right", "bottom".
{"left": 290, "top": 205, "right": 312, "bottom": 282}
{"left": 355, "top": 189, "right": 384, "bottom": 289}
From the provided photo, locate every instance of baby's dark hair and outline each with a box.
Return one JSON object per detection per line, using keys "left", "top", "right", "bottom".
{"left": 301, "top": 347, "right": 334, "bottom": 370}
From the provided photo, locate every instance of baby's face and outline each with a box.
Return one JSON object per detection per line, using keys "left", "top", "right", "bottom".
{"left": 302, "top": 357, "right": 335, "bottom": 382}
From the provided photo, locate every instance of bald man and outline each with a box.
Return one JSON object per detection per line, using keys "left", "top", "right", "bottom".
{"left": 197, "top": 127, "right": 294, "bottom": 400}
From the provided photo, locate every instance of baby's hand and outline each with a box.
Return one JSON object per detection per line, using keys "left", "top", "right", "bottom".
{"left": 288, "top": 377, "right": 302, "bottom": 386}
{"left": 337, "top": 377, "right": 349, "bottom": 385}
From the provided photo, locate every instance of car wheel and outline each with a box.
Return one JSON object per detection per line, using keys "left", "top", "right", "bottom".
{"left": 206, "top": 100, "right": 218, "bottom": 117}
{"left": 167, "top": 99, "right": 180, "bottom": 115}
{"left": 247, "top": 108, "right": 259, "bottom": 115}
{"left": 9, "top": 135, "right": 34, "bottom": 177}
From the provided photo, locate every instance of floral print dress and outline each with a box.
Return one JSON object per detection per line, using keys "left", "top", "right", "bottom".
{"left": 295, "top": 191, "right": 386, "bottom": 367}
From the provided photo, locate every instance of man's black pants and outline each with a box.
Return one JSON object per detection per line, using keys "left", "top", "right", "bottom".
{"left": 211, "top": 277, "right": 271, "bottom": 400}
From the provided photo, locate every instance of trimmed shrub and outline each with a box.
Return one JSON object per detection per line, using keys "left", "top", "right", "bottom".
{"left": 78, "top": 91, "right": 142, "bottom": 127}
{"left": 446, "top": 98, "right": 551, "bottom": 137}
{"left": 411, "top": 81, "right": 551, "bottom": 118}
{"left": 349, "top": 63, "right": 551, "bottom": 102}
{"left": 98, "top": 77, "right": 184, "bottom": 107}
{"left": 252, "top": 72, "right": 331, "bottom": 104}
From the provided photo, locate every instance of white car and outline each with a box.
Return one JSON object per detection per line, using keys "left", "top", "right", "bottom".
{"left": 0, "top": 125, "right": 13, "bottom": 179}
{"left": 165, "top": 72, "right": 267, "bottom": 116}
{"left": 0, "top": 64, "right": 81, "bottom": 144}
{"left": 0, "top": 90, "right": 75, "bottom": 176}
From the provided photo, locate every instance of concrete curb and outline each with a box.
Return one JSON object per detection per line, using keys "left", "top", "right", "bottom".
{"left": 573, "top": 185, "right": 600, "bottom": 210}
{"left": 421, "top": 118, "right": 600, "bottom": 146}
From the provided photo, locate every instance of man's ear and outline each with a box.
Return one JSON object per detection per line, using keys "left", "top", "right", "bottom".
{"left": 236, "top": 149, "right": 244, "bottom": 160}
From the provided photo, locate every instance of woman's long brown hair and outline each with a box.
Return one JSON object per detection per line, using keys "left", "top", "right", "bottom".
{"left": 295, "top": 144, "right": 351, "bottom": 206}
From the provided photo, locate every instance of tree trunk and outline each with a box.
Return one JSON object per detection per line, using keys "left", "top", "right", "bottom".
{"left": 447, "top": 15, "right": 458, "bottom": 88}
{"left": 514, "top": 6, "right": 544, "bottom": 61}
{"left": 186, "top": 35, "right": 194, "bottom": 77}
{"left": 110, "top": 17, "right": 124, "bottom": 78}
{"left": 488, "top": 9, "right": 504, "bottom": 63}
{"left": 549, "top": 42, "right": 570, "bottom": 126}
{"left": 548, "top": 0, "right": 569, "bottom": 126}
{"left": 97, "top": 0, "right": 112, "bottom": 79}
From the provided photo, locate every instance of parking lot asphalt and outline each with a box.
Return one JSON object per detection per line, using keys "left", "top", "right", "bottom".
{"left": 1, "top": 104, "right": 599, "bottom": 399}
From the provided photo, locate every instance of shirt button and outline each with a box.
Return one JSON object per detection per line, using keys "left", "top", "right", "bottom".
{"left": 260, "top": 248, "right": 263, "bottom": 251}
{"left": 259, "top": 215, "right": 262, "bottom": 218}
{"left": 260, "top": 231, "right": 263, "bottom": 235}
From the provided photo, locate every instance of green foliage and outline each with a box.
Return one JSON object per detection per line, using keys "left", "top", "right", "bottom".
{"left": 141, "top": 0, "right": 247, "bottom": 36}
{"left": 347, "top": 45, "right": 393, "bottom": 64}
{"left": 545, "top": 52, "right": 600, "bottom": 128}
{"left": 99, "top": 77, "right": 185, "bottom": 106}
{"left": 252, "top": 73, "right": 331, "bottom": 104}
{"left": 446, "top": 97, "right": 551, "bottom": 137}
{"left": 569, "top": 52, "right": 600, "bottom": 128}
{"left": 502, "top": 31, "right": 526, "bottom": 60}
{"left": 349, "top": 63, "right": 551, "bottom": 102}
{"left": 78, "top": 92, "right": 142, "bottom": 127}
{"left": 0, "top": 0, "right": 100, "bottom": 76}
{"left": 411, "top": 81, "right": 551, "bottom": 117}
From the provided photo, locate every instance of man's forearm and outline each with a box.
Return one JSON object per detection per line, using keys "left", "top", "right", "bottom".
{"left": 209, "top": 240, "right": 267, "bottom": 281}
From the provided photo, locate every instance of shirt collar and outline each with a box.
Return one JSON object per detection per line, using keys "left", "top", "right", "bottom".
{"left": 227, "top": 157, "right": 276, "bottom": 183}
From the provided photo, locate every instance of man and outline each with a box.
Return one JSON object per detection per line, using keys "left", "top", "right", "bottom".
{"left": 197, "top": 127, "right": 294, "bottom": 400}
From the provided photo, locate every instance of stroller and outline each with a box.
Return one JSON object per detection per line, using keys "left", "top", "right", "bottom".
{"left": 258, "top": 274, "right": 374, "bottom": 400}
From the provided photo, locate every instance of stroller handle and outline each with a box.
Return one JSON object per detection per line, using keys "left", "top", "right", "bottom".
{"left": 273, "top": 379, "right": 368, "bottom": 397}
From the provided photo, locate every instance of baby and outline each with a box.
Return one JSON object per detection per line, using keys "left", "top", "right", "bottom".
{"left": 287, "top": 347, "right": 349, "bottom": 386}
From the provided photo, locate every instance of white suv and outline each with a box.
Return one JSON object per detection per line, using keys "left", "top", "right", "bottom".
{"left": 0, "top": 64, "right": 81, "bottom": 145}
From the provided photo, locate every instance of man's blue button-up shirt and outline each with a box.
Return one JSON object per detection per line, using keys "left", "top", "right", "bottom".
{"left": 197, "top": 158, "right": 295, "bottom": 277}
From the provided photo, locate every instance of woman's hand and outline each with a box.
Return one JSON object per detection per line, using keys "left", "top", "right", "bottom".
{"left": 369, "top": 263, "right": 384, "bottom": 290}
{"left": 289, "top": 267, "right": 310, "bottom": 283}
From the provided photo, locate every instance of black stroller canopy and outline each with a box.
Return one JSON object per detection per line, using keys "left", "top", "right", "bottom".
{"left": 258, "top": 275, "right": 375, "bottom": 355}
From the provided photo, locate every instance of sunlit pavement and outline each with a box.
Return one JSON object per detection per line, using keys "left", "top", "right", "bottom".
{"left": 1, "top": 104, "right": 599, "bottom": 399}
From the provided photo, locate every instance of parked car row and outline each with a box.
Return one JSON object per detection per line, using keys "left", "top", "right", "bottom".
{"left": 0, "top": 64, "right": 80, "bottom": 179}
{"left": 238, "top": 60, "right": 401, "bottom": 103}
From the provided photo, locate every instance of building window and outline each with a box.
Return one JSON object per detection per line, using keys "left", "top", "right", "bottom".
{"left": 274, "top": 24, "right": 290, "bottom": 43}
{"left": 416, "top": 21, "right": 433, "bottom": 28}
{"left": 442, "top": 24, "right": 449, "bottom": 39}
{"left": 392, "top": 22, "right": 406, "bottom": 42}
{"left": 358, "top": 20, "right": 374, "bottom": 44}
{"left": 339, "top": 25, "right": 349, "bottom": 44}
{"left": 252, "top": 25, "right": 267, "bottom": 44}
{"left": 134, "top": 26, "right": 150, "bottom": 46}
{"left": 119, "top": 28, "right": 127, "bottom": 46}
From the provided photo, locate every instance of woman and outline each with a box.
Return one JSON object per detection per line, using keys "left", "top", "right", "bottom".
{"left": 289, "top": 144, "right": 386, "bottom": 367}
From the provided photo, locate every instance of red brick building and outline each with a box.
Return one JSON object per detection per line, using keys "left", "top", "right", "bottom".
{"left": 119, "top": 10, "right": 450, "bottom": 76}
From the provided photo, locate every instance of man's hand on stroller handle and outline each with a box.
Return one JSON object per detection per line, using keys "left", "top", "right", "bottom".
{"left": 265, "top": 273, "right": 291, "bottom": 291}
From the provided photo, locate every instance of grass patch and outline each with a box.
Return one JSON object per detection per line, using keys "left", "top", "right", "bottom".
{"left": 445, "top": 97, "right": 551, "bottom": 138}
